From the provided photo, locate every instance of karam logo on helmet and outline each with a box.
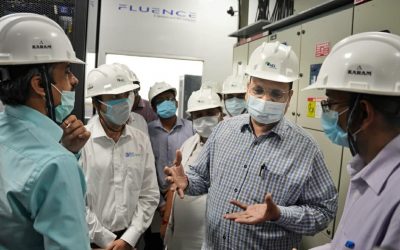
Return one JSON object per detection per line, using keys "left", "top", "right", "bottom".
{"left": 265, "top": 61, "right": 277, "bottom": 69}
{"left": 32, "top": 40, "right": 52, "bottom": 49}
{"left": 116, "top": 77, "right": 124, "bottom": 82}
{"left": 348, "top": 65, "right": 372, "bottom": 76}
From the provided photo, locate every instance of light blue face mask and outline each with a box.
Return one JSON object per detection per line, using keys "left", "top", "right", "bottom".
{"left": 246, "top": 94, "right": 286, "bottom": 125}
{"left": 99, "top": 98, "right": 131, "bottom": 126}
{"left": 52, "top": 84, "right": 75, "bottom": 123}
{"left": 224, "top": 97, "right": 246, "bottom": 117}
{"left": 156, "top": 100, "right": 177, "bottom": 119}
{"left": 321, "top": 109, "right": 349, "bottom": 147}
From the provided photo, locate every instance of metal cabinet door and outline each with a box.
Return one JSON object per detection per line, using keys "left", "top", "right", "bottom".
{"left": 248, "top": 36, "right": 269, "bottom": 57}
{"left": 353, "top": 0, "right": 400, "bottom": 36}
{"left": 269, "top": 25, "right": 302, "bottom": 123}
{"left": 297, "top": 6, "right": 353, "bottom": 131}
{"left": 334, "top": 149, "right": 352, "bottom": 233}
{"left": 232, "top": 43, "right": 249, "bottom": 70}
{"left": 304, "top": 128, "right": 343, "bottom": 241}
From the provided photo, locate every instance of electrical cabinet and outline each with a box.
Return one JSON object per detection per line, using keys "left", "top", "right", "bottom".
{"left": 269, "top": 25, "right": 301, "bottom": 123}
{"left": 248, "top": 36, "right": 269, "bottom": 57}
{"left": 296, "top": 7, "right": 353, "bottom": 131}
{"left": 0, "top": 0, "right": 88, "bottom": 121}
{"left": 232, "top": 43, "right": 249, "bottom": 70}
{"left": 334, "top": 149, "right": 352, "bottom": 232}
{"left": 353, "top": 0, "right": 400, "bottom": 35}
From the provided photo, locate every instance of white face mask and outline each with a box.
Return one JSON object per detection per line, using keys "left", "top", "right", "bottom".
{"left": 246, "top": 94, "right": 286, "bottom": 124}
{"left": 193, "top": 115, "right": 220, "bottom": 138}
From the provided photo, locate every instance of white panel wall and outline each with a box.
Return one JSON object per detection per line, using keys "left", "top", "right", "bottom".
{"left": 97, "top": 0, "right": 238, "bottom": 83}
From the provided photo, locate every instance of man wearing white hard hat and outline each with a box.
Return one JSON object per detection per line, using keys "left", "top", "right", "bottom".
{"left": 305, "top": 32, "right": 400, "bottom": 250}
{"left": 81, "top": 64, "right": 159, "bottom": 250}
{"left": 164, "top": 88, "right": 224, "bottom": 250}
{"left": 164, "top": 41, "right": 337, "bottom": 249}
{"left": 0, "top": 13, "right": 90, "bottom": 249}
{"left": 221, "top": 74, "right": 248, "bottom": 117}
{"left": 87, "top": 63, "right": 149, "bottom": 135}
{"left": 146, "top": 81, "right": 194, "bottom": 249}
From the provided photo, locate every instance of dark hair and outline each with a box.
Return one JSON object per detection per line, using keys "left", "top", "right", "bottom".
{"left": 0, "top": 65, "right": 41, "bottom": 105}
{"left": 350, "top": 93, "right": 400, "bottom": 128}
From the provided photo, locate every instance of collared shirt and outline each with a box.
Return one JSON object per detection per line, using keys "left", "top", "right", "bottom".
{"left": 80, "top": 116, "right": 159, "bottom": 248}
{"left": 0, "top": 105, "right": 90, "bottom": 250}
{"left": 133, "top": 98, "right": 158, "bottom": 123}
{"left": 314, "top": 134, "right": 400, "bottom": 250}
{"left": 148, "top": 117, "right": 194, "bottom": 192}
{"left": 186, "top": 114, "right": 338, "bottom": 250}
{"left": 166, "top": 133, "right": 207, "bottom": 250}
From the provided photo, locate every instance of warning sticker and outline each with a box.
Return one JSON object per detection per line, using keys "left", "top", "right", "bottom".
{"left": 307, "top": 97, "right": 324, "bottom": 118}
{"left": 315, "top": 42, "right": 330, "bottom": 57}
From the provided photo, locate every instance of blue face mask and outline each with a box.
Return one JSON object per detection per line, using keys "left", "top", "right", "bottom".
{"left": 225, "top": 97, "right": 246, "bottom": 117}
{"left": 246, "top": 94, "right": 286, "bottom": 125}
{"left": 321, "top": 109, "right": 349, "bottom": 147}
{"left": 52, "top": 84, "right": 75, "bottom": 123}
{"left": 99, "top": 98, "right": 131, "bottom": 126}
{"left": 156, "top": 100, "right": 177, "bottom": 119}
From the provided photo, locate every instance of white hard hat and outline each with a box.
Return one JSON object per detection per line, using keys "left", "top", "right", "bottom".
{"left": 303, "top": 32, "right": 400, "bottom": 96}
{"left": 201, "top": 81, "right": 222, "bottom": 94}
{"left": 186, "top": 88, "right": 222, "bottom": 113}
{"left": 0, "top": 13, "right": 83, "bottom": 65}
{"left": 246, "top": 41, "right": 299, "bottom": 83}
{"left": 221, "top": 74, "right": 247, "bottom": 94}
{"left": 112, "top": 63, "right": 140, "bottom": 83}
{"left": 148, "top": 81, "right": 176, "bottom": 104}
{"left": 86, "top": 64, "right": 135, "bottom": 98}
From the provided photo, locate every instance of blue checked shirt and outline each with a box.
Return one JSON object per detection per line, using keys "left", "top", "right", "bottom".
{"left": 186, "top": 114, "right": 337, "bottom": 250}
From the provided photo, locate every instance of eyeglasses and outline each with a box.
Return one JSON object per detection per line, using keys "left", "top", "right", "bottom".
{"left": 249, "top": 85, "right": 289, "bottom": 102}
{"left": 320, "top": 100, "right": 347, "bottom": 113}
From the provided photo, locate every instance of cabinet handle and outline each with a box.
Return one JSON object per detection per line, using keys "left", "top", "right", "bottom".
{"left": 326, "top": 229, "right": 331, "bottom": 235}
{"left": 297, "top": 113, "right": 300, "bottom": 117}
{"left": 291, "top": 112, "right": 295, "bottom": 116}
{"left": 297, "top": 31, "right": 300, "bottom": 36}
{"left": 301, "top": 30, "right": 305, "bottom": 34}
{"left": 299, "top": 73, "right": 303, "bottom": 78}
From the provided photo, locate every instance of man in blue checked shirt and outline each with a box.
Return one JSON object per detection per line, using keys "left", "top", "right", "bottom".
{"left": 165, "top": 42, "right": 337, "bottom": 250}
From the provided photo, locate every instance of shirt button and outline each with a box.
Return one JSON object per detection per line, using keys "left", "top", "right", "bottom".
{"left": 244, "top": 165, "right": 247, "bottom": 169}
{"left": 223, "top": 235, "right": 226, "bottom": 240}
{"left": 234, "top": 188, "right": 238, "bottom": 192}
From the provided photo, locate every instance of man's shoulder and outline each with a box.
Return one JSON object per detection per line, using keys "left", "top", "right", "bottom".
{"left": 281, "top": 118, "right": 320, "bottom": 148}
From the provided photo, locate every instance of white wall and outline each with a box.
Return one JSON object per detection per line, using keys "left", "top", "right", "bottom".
{"left": 97, "top": 0, "right": 238, "bottom": 84}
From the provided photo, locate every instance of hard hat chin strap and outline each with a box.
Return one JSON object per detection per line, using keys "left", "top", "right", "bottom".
{"left": 40, "top": 64, "right": 57, "bottom": 123}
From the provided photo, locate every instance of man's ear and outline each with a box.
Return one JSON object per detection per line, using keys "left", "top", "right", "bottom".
{"left": 358, "top": 99, "right": 375, "bottom": 131}
{"left": 30, "top": 75, "right": 45, "bottom": 98}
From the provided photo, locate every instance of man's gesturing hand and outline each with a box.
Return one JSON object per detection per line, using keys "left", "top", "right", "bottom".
{"left": 164, "top": 150, "right": 188, "bottom": 199}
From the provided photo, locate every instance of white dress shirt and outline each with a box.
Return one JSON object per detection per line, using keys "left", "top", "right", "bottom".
{"left": 80, "top": 116, "right": 160, "bottom": 248}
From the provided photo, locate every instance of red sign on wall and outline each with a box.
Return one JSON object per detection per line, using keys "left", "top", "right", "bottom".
{"left": 315, "top": 42, "right": 330, "bottom": 57}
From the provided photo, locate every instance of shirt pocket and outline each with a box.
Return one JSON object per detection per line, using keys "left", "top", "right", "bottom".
{"left": 124, "top": 155, "right": 144, "bottom": 191}
{"left": 253, "top": 165, "right": 289, "bottom": 205}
